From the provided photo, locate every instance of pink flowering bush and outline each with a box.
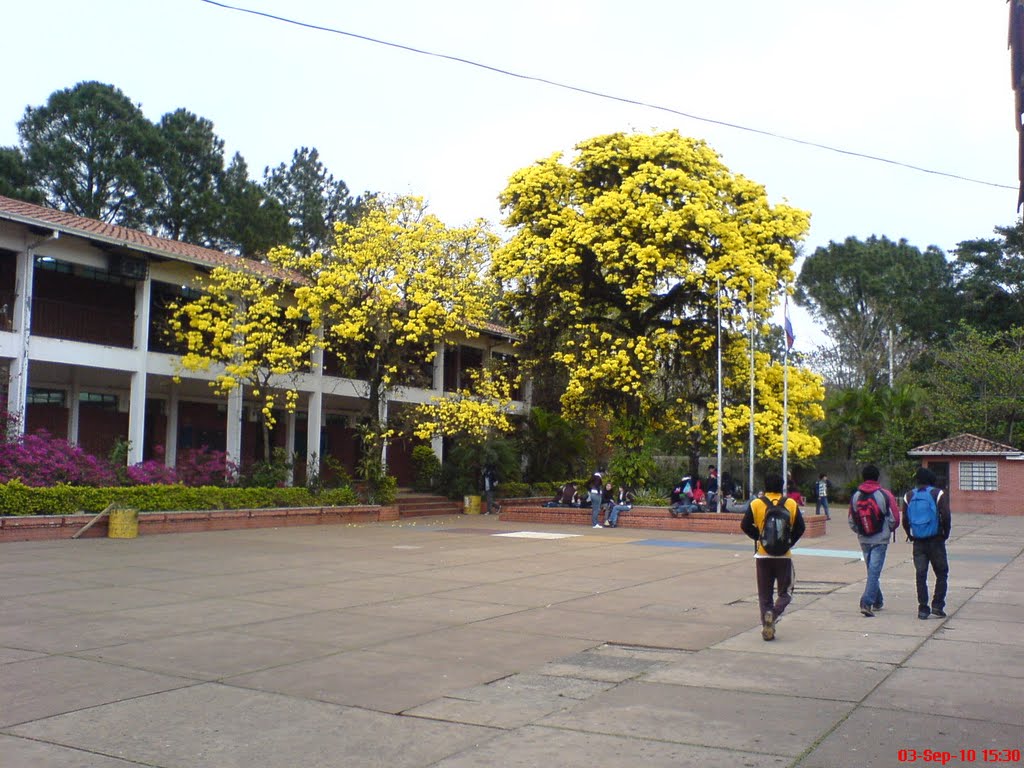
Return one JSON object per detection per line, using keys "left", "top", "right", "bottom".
{"left": 0, "top": 430, "right": 119, "bottom": 486}
{"left": 175, "top": 446, "right": 238, "bottom": 487}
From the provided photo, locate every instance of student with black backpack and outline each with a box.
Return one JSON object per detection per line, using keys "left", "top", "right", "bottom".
{"left": 740, "top": 474, "right": 806, "bottom": 641}
{"left": 901, "top": 467, "right": 952, "bottom": 620}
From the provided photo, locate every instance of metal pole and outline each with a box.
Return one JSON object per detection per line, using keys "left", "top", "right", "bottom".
{"left": 748, "top": 277, "right": 755, "bottom": 500}
{"left": 716, "top": 279, "right": 723, "bottom": 512}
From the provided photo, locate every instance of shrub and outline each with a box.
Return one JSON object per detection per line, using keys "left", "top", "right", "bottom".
{"left": 411, "top": 445, "right": 441, "bottom": 492}
{"left": 0, "top": 482, "right": 360, "bottom": 516}
{"left": 0, "top": 431, "right": 119, "bottom": 486}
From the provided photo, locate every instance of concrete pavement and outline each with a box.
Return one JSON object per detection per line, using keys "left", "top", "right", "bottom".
{"left": 0, "top": 512, "right": 1021, "bottom": 767}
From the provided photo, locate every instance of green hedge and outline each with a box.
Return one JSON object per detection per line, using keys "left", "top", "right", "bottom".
{"left": 0, "top": 480, "right": 360, "bottom": 516}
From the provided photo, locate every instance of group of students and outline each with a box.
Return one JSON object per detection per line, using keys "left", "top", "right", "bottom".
{"left": 544, "top": 473, "right": 635, "bottom": 528}
{"left": 739, "top": 465, "right": 952, "bottom": 641}
{"left": 670, "top": 467, "right": 739, "bottom": 515}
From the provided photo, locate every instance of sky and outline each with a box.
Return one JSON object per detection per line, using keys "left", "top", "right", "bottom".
{"left": 1, "top": 0, "right": 1018, "bottom": 347}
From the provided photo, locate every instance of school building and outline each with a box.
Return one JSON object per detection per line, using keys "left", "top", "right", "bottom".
{"left": 0, "top": 195, "right": 522, "bottom": 486}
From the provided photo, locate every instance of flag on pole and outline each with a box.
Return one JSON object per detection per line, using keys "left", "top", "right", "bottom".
{"left": 784, "top": 297, "right": 795, "bottom": 351}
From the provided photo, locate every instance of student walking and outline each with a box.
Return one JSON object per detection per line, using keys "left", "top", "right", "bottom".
{"left": 848, "top": 464, "right": 898, "bottom": 617}
{"left": 902, "top": 467, "right": 952, "bottom": 620}
{"left": 740, "top": 473, "right": 806, "bottom": 641}
{"left": 815, "top": 473, "right": 831, "bottom": 520}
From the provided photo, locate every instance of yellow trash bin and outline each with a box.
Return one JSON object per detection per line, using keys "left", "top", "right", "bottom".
{"left": 107, "top": 508, "right": 139, "bottom": 539}
{"left": 463, "top": 495, "right": 482, "bottom": 515}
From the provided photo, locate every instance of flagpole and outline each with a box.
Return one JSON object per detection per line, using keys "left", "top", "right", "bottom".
{"left": 782, "top": 295, "right": 792, "bottom": 495}
{"left": 748, "top": 277, "right": 755, "bottom": 501}
{"left": 716, "top": 278, "right": 723, "bottom": 512}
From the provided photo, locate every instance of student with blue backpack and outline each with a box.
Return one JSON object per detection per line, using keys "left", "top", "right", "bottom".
{"left": 901, "top": 467, "right": 952, "bottom": 620}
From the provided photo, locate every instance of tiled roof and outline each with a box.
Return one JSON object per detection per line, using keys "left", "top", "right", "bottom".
{"left": 907, "top": 433, "right": 1022, "bottom": 456}
{"left": 0, "top": 194, "right": 294, "bottom": 280}
{"left": 0, "top": 195, "right": 518, "bottom": 340}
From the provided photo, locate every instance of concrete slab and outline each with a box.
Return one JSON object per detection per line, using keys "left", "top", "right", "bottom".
{"left": 644, "top": 647, "right": 894, "bottom": 700}
{"left": 429, "top": 724, "right": 791, "bottom": 768}
{"left": 865, "top": 667, "right": 1024, "bottom": 726}
{"left": 9, "top": 683, "right": 496, "bottom": 768}
{"left": 933, "top": 617, "right": 1024, "bottom": 647}
{"left": 904, "top": 637, "right": 1024, "bottom": 678}
{"left": 538, "top": 680, "right": 852, "bottom": 756}
{"left": 0, "top": 733, "right": 148, "bottom": 767}
{"left": 714, "top": 622, "right": 925, "bottom": 664}
{"left": 0, "top": 655, "right": 192, "bottom": 728}
{"left": 70, "top": 627, "right": 342, "bottom": 680}
{"left": 799, "top": 707, "right": 1023, "bottom": 768}
{"left": 1, "top": 512, "right": 1021, "bottom": 767}
{"left": 404, "top": 672, "right": 614, "bottom": 728}
{"left": 223, "top": 649, "right": 503, "bottom": 713}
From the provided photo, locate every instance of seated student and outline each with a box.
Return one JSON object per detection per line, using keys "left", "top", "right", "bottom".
{"left": 691, "top": 480, "right": 708, "bottom": 512}
{"left": 669, "top": 476, "right": 699, "bottom": 517}
{"left": 603, "top": 485, "right": 635, "bottom": 527}
{"left": 545, "top": 481, "right": 580, "bottom": 507}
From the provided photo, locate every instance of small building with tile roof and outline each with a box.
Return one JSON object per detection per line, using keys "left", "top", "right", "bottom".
{"left": 0, "top": 194, "right": 523, "bottom": 485}
{"left": 907, "top": 433, "right": 1024, "bottom": 515}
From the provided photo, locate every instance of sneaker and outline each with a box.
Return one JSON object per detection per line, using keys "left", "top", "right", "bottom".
{"left": 593, "top": 524, "right": 602, "bottom": 529}
{"left": 873, "top": 604, "right": 883, "bottom": 612}
{"left": 762, "top": 610, "right": 775, "bottom": 641}
{"left": 603, "top": 521, "right": 611, "bottom": 527}
{"left": 860, "top": 604, "right": 875, "bottom": 617}
{"left": 918, "top": 609, "right": 930, "bottom": 620}
{"left": 931, "top": 607, "right": 947, "bottom": 618}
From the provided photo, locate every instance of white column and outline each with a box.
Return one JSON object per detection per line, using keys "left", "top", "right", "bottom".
{"left": 305, "top": 343, "right": 324, "bottom": 479}
{"left": 67, "top": 370, "right": 81, "bottom": 445}
{"left": 285, "top": 410, "right": 297, "bottom": 487}
{"left": 164, "top": 386, "right": 179, "bottom": 468}
{"left": 432, "top": 342, "right": 445, "bottom": 392}
{"left": 225, "top": 385, "right": 243, "bottom": 477}
{"left": 430, "top": 342, "right": 446, "bottom": 463}
{"left": 306, "top": 390, "right": 323, "bottom": 478}
{"left": 6, "top": 248, "right": 34, "bottom": 437}
{"left": 126, "top": 276, "right": 152, "bottom": 465}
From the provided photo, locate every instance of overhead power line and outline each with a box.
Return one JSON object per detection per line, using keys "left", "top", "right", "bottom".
{"left": 199, "top": 0, "right": 1014, "bottom": 191}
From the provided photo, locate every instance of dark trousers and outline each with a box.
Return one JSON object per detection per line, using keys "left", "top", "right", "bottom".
{"left": 912, "top": 538, "right": 949, "bottom": 612}
{"left": 755, "top": 557, "right": 793, "bottom": 623}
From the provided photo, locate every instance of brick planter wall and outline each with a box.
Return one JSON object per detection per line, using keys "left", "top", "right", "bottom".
{"left": 498, "top": 502, "right": 828, "bottom": 538}
{"left": 0, "top": 505, "right": 397, "bottom": 543}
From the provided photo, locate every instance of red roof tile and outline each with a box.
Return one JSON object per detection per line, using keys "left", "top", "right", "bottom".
{"left": 908, "top": 433, "right": 1022, "bottom": 456}
{"left": 0, "top": 194, "right": 294, "bottom": 280}
{"left": 0, "top": 195, "right": 518, "bottom": 340}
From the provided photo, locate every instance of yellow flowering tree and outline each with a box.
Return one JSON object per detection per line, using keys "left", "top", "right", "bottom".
{"left": 273, "top": 195, "right": 499, "bottom": 462}
{"left": 494, "top": 130, "right": 818, "bottom": 464}
{"left": 169, "top": 265, "right": 316, "bottom": 463}
{"left": 412, "top": 362, "right": 521, "bottom": 444}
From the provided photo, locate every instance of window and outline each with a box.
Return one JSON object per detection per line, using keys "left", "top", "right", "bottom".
{"left": 959, "top": 461, "right": 998, "bottom": 491}
{"left": 79, "top": 392, "right": 118, "bottom": 410}
{"left": 27, "top": 388, "right": 66, "bottom": 406}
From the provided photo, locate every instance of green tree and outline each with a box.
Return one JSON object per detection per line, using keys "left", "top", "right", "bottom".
{"left": 519, "top": 407, "right": 587, "bottom": 482}
{"left": 952, "top": 220, "right": 1024, "bottom": 333}
{"left": 150, "top": 109, "right": 226, "bottom": 244}
{"left": 216, "top": 153, "right": 291, "bottom": 258}
{"left": 264, "top": 147, "right": 363, "bottom": 253}
{"left": 923, "top": 325, "right": 1024, "bottom": 446}
{"left": 796, "top": 235, "right": 955, "bottom": 388}
{"left": 17, "top": 81, "right": 162, "bottom": 226}
{"left": 494, "top": 130, "right": 817, "bottom": 457}
{"left": 0, "top": 146, "right": 44, "bottom": 203}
